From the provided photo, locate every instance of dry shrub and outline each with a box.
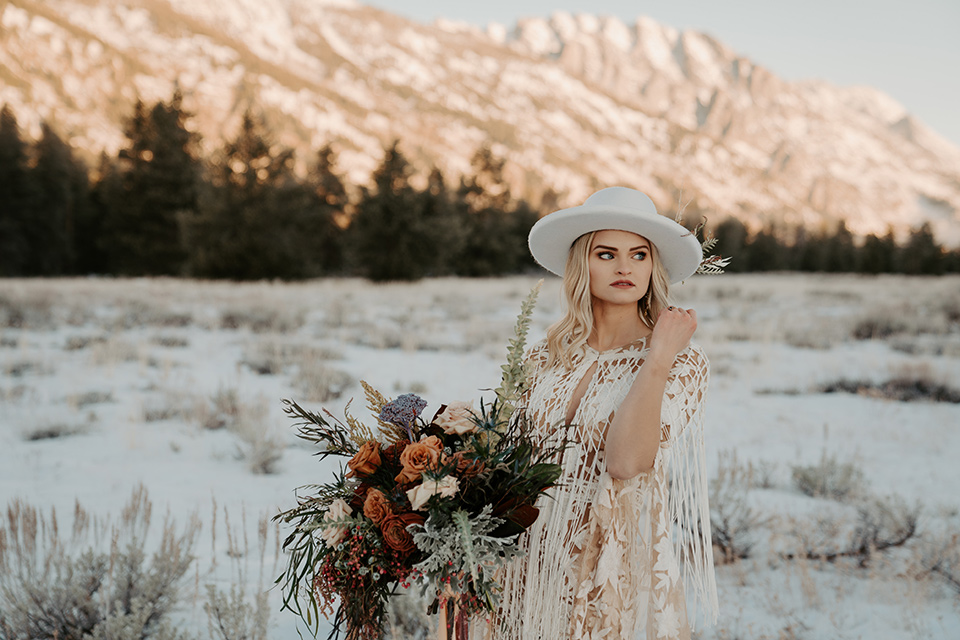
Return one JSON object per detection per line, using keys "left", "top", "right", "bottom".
{"left": 204, "top": 583, "right": 270, "bottom": 640}
{"left": 195, "top": 389, "right": 283, "bottom": 474}
{"left": 0, "top": 486, "right": 199, "bottom": 640}
{"left": 784, "top": 495, "right": 919, "bottom": 567}
{"left": 0, "top": 292, "right": 54, "bottom": 329}
{"left": 151, "top": 335, "right": 189, "bottom": 348}
{"left": 219, "top": 306, "right": 304, "bottom": 334}
{"left": 110, "top": 302, "right": 193, "bottom": 331}
{"left": 23, "top": 421, "right": 88, "bottom": 441}
{"left": 710, "top": 450, "right": 771, "bottom": 564}
{"left": 852, "top": 316, "right": 907, "bottom": 340}
{"left": 791, "top": 452, "right": 865, "bottom": 501}
{"left": 3, "top": 360, "right": 50, "bottom": 378}
{"left": 911, "top": 525, "right": 960, "bottom": 594}
{"left": 64, "top": 335, "right": 108, "bottom": 351}
{"left": 241, "top": 341, "right": 342, "bottom": 376}
{"left": 819, "top": 375, "right": 960, "bottom": 404}
{"left": 89, "top": 338, "right": 140, "bottom": 366}
{"left": 295, "top": 360, "right": 352, "bottom": 403}
{"left": 67, "top": 391, "right": 114, "bottom": 409}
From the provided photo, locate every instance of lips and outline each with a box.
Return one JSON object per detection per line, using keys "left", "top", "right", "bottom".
{"left": 611, "top": 280, "right": 634, "bottom": 287}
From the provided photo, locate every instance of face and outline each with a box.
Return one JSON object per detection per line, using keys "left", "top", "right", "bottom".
{"left": 587, "top": 229, "right": 653, "bottom": 306}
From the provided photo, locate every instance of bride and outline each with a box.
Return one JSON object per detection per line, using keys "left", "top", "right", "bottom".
{"left": 486, "top": 187, "right": 718, "bottom": 639}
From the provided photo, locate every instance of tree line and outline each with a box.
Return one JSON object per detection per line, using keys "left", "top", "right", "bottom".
{"left": 0, "top": 94, "right": 538, "bottom": 281}
{"left": 711, "top": 217, "right": 960, "bottom": 275}
{"left": 1, "top": 95, "right": 958, "bottom": 280}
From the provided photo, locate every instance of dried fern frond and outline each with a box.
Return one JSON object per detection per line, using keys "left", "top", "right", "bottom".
{"left": 342, "top": 398, "right": 374, "bottom": 445}
{"left": 360, "top": 380, "right": 406, "bottom": 443}
{"left": 697, "top": 255, "right": 732, "bottom": 275}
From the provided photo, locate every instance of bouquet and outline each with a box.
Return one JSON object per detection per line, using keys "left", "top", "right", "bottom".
{"left": 274, "top": 282, "right": 566, "bottom": 640}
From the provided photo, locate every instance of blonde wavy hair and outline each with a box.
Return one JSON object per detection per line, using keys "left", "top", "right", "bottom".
{"left": 545, "top": 231, "right": 673, "bottom": 370}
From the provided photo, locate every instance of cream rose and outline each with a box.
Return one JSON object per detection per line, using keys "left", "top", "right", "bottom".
{"left": 320, "top": 498, "right": 352, "bottom": 546}
{"left": 434, "top": 401, "right": 477, "bottom": 436}
{"left": 406, "top": 475, "right": 460, "bottom": 511}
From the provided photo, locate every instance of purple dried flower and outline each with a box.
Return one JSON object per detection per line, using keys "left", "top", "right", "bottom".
{"left": 378, "top": 393, "right": 427, "bottom": 436}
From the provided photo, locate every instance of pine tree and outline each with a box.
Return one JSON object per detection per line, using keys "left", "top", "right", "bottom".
{"left": 901, "top": 223, "right": 944, "bottom": 275}
{"left": 416, "top": 166, "right": 463, "bottom": 276}
{"left": 100, "top": 92, "right": 201, "bottom": 275}
{"left": 0, "top": 105, "right": 35, "bottom": 275}
{"left": 859, "top": 230, "right": 898, "bottom": 274}
{"left": 190, "top": 109, "right": 307, "bottom": 279}
{"left": 30, "top": 123, "right": 88, "bottom": 274}
{"left": 744, "top": 226, "right": 783, "bottom": 271}
{"left": 713, "top": 218, "right": 748, "bottom": 273}
{"left": 347, "top": 141, "right": 431, "bottom": 281}
{"left": 304, "top": 144, "right": 347, "bottom": 275}
{"left": 80, "top": 153, "right": 116, "bottom": 274}
{"left": 455, "top": 146, "right": 528, "bottom": 276}
{"left": 822, "top": 221, "right": 856, "bottom": 272}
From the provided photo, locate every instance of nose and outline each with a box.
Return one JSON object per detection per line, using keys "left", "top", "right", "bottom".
{"left": 616, "top": 257, "right": 632, "bottom": 274}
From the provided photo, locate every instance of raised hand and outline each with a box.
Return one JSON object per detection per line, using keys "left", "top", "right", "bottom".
{"left": 648, "top": 306, "right": 697, "bottom": 366}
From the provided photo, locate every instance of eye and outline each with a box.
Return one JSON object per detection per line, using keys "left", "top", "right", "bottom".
{"left": 633, "top": 250, "right": 648, "bottom": 260}
{"left": 596, "top": 251, "right": 614, "bottom": 260}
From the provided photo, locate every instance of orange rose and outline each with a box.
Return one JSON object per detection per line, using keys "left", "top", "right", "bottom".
{"left": 346, "top": 441, "right": 381, "bottom": 478}
{"left": 363, "top": 488, "right": 392, "bottom": 525}
{"left": 395, "top": 436, "right": 443, "bottom": 484}
{"left": 444, "top": 451, "right": 485, "bottom": 478}
{"left": 380, "top": 512, "right": 424, "bottom": 557}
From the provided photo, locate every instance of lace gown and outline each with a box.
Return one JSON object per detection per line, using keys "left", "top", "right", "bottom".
{"left": 491, "top": 336, "right": 718, "bottom": 640}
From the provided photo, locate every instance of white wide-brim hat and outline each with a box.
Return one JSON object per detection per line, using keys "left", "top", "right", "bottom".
{"left": 528, "top": 187, "right": 702, "bottom": 283}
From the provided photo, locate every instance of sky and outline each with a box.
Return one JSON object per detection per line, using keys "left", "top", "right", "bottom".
{"left": 366, "top": 0, "right": 960, "bottom": 148}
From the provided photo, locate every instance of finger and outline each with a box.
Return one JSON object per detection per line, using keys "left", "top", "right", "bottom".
{"left": 688, "top": 309, "right": 697, "bottom": 321}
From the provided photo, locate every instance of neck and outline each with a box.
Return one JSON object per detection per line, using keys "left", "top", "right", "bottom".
{"left": 589, "top": 298, "right": 650, "bottom": 351}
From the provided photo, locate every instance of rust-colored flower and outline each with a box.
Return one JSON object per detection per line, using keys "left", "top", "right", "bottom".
{"left": 445, "top": 451, "right": 486, "bottom": 478}
{"left": 363, "top": 488, "right": 392, "bottom": 525}
{"left": 395, "top": 436, "right": 443, "bottom": 484}
{"left": 346, "top": 441, "right": 381, "bottom": 478}
{"left": 380, "top": 511, "right": 424, "bottom": 557}
{"left": 382, "top": 439, "right": 410, "bottom": 466}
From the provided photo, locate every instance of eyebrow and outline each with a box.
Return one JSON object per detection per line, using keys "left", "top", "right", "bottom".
{"left": 593, "top": 243, "right": 650, "bottom": 251}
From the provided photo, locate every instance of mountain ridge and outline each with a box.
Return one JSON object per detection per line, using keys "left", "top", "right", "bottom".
{"left": 2, "top": 0, "right": 958, "bottom": 244}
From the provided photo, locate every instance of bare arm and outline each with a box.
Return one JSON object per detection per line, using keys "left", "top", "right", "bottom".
{"left": 605, "top": 307, "right": 697, "bottom": 480}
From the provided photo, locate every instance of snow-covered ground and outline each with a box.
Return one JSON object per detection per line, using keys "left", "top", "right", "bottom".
{"left": 1, "top": 274, "right": 959, "bottom": 639}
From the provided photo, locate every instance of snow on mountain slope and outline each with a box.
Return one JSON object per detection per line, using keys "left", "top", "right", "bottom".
{"left": 1, "top": 0, "right": 959, "bottom": 244}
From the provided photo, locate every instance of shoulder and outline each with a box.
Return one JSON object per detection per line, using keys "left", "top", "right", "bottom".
{"left": 525, "top": 338, "right": 550, "bottom": 366}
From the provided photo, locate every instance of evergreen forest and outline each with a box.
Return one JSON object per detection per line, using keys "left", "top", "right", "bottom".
{"left": 1, "top": 94, "right": 958, "bottom": 281}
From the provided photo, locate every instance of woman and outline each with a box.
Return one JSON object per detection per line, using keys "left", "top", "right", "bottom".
{"left": 494, "top": 187, "right": 719, "bottom": 639}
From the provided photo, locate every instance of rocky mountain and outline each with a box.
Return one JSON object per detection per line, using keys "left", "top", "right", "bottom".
{"left": 2, "top": 0, "right": 959, "bottom": 244}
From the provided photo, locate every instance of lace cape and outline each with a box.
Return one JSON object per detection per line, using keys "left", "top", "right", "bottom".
{"left": 491, "top": 336, "right": 718, "bottom": 639}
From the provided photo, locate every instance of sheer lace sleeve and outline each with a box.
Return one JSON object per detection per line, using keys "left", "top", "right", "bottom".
{"left": 660, "top": 343, "right": 718, "bottom": 629}
{"left": 661, "top": 344, "right": 709, "bottom": 442}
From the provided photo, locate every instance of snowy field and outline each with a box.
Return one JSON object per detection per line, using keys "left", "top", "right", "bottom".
{"left": 1, "top": 274, "right": 959, "bottom": 639}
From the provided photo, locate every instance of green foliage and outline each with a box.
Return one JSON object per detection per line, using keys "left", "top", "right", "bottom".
{"left": 409, "top": 506, "right": 523, "bottom": 610}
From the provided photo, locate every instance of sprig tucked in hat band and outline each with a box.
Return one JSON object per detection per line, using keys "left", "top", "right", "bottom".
{"left": 678, "top": 213, "right": 731, "bottom": 276}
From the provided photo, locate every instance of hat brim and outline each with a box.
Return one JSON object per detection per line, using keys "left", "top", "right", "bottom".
{"left": 527, "top": 204, "right": 703, "bottom": 283}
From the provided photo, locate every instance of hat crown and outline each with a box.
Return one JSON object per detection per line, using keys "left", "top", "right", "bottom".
{"left": 583, "top": 187, "right": 657, "bottom": 215}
